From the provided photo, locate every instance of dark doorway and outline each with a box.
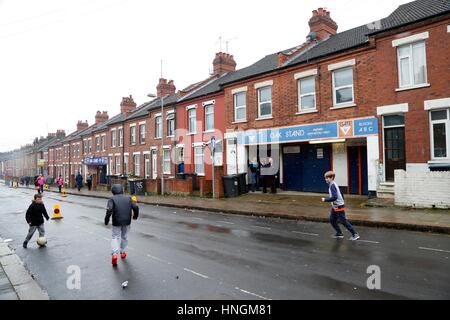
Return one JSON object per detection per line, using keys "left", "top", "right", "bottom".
{"left": 384, "top": 127, "right": 406, "bottom": 181}
{"left": 348, "top": 145, "right": 368, "bottom": 195}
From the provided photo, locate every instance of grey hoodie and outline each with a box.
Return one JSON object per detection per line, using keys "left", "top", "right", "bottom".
{"left": 105, "top": 184, "right": 139, "bottom": 226}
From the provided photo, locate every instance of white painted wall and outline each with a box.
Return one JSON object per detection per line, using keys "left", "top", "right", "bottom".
{"left": 332, "top": 143, "right": 348, "bottom": 187}
{"left": 406, "top": 163, "right": 429, "bottom": 173}
{"left": 395, "top": 170, "right": 450, "bottom": 208}
{"left": 226, "top": 139, "right": 237, "bottom": 175}
{"left": 237, "top": 144, "right": 247, "bottom": 174}
{"left": 367, "top": 136, "right": 380, "bottom": 192}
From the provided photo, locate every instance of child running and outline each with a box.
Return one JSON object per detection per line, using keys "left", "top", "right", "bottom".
{"left": 23, "top": 194, "right": 50, "bottom": 248}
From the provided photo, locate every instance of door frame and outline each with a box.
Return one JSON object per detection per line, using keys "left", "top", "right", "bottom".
{"left": 151, "top": 150, "right": 157, "bottom": 179}
{"left": 382, "top": 115, "right": 406, "bottom": 182}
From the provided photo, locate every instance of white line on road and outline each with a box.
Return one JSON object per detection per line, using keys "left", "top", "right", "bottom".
{"left": 292, "top": 231, "right": 319, "bottom": 236}
{"left": 217, "top": 221, "right": 234, "bottom": 225}
{"left": 235, "top": 287, "right": 271, "bottom": 300}
{"left": 146, "top": 254, "right": 172, "bottom": 265}
{"left": 103, "top": 237, "right": 110, "bottom": 241}
{"left": 253, "top": 226, "right": 271, "bottom": 230}
{"left": 357, "top": 240, "right": 380, "bottom": 244}
{"left": 183, "top": 268, "right": 209, "bottom": 279}
{"left": 419, "top": 247, "right": 450, "bottom": 253}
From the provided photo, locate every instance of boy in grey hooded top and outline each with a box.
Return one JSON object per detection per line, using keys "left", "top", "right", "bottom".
{"left": 105, "top": 184, "right": 139, "bottom": 266}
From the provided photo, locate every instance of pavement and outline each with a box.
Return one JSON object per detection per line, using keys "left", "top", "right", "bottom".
{"left": 0, "top": 237, "right": 49, "bottom": 300}
{"left": 13, "top": 183, "right": 450, "bottom": 234}
{"left": 0, "top": 184, "right": 449, "bottom": 300}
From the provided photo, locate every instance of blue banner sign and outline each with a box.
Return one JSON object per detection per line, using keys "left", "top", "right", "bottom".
{"left": 237, "top": 117, "right": 377, "bottom": 145}
{"left": 83, "top": 156, "right": 108, "bottom": 166}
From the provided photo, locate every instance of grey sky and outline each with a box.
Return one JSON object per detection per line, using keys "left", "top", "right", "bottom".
{"left": 0, "top": 0, "right": 411, "bottom": 151}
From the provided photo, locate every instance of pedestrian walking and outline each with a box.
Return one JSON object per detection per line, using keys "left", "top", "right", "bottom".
{"left": 86, "top": 173, "right": 93, "bottom": 191}
{"left": 56, "top": 175, "right": 64, "bottom": 193}
{"left": 76, "top": 172, "right": 83, "bottom": 191}
{"left": 34, "top": 176, "right": 41, "bottom": 194}
{"left": 23, "top": 194, "right": 50, "bottom": 248}
{"left": 321, "top": 171, "right": 360, "bottom": 241}
{"left": 104, "top": 184, "right": 139, "bottom": 267}
{"left": 38, "top": 175, "right": 45, "bottom": 193}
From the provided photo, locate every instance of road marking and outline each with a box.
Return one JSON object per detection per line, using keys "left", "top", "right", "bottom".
{"left": 217, "top": 221, "right": 234, "bottom": 225}
{"left": 147, "top": 254, "right": 172, "bottom": 264}
{"left": 419, "top": 247, "right": 450, "bottom": 253}
{"left": 183, "top": 268, "right": 209, "bottom": 279}
{"left": 103, "top": 237, "right": 110, "bottom": 241}
{"left": 253, "top": 225, "right": 271, "bottom": 230}
{"left": 235, "top": 287, "right": 271, "bottom": 300}
{"left": 357, "top": 240, "right": 380, "bottom": 244}
{"left": 292, "top": 231, "right": 319, "bottom": 236}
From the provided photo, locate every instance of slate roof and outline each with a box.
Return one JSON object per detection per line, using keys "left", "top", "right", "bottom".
{"left": 222, "top": 0, "right": 450, "bottom": 86}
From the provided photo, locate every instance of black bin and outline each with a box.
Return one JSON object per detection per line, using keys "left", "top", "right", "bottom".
{"left": 222, "top": 175, "right": 240, "bottom": 197}
{"left": 129, "top": 179, "right": 145, "bottom": 195}
{"left": 237, "top": 173, "right": 248, "bottom": 194}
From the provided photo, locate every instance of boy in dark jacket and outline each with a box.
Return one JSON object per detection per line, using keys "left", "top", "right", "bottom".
{"left": 105, "top": 184, "right": 139, "bottom": 266}
{"left": 23, "top": 194, "right": 50, "bottom": 248}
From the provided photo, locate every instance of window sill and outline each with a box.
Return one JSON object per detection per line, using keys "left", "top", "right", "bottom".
{"left": 203, "top": 130, "right": 215, "bottom": 133}
{"left": 428, "top": 159, "right": 450, "bottom": 164}
{"left": 195, "top": 173, "right": 205, "bottom": 177}
{"left": 396, "top": 83, "right": 430, "bottom": 92}
{"left": 167, "top": 135, "right": 175, "bottom": 138}
{"left": 186, "top": 133, "right": 197, "bottom": 136}
{"left": 330, "top": 103, "right": 357, "bottom": 110}
{"left": 154, "top": 137, "right": 162, "bottom": 140}
{"left": 232, "top": 120, "right": 247, "bottom": 124}
{"left": 256, "top": 117, "right": 273, "bottom": 121}
{"left": 296, "top": 109, "right": 318, "bottom": 115}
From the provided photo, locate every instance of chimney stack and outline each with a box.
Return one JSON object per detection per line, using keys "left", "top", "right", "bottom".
{"left": 156, "top": 78, "right": 176, "bottom": 98}
{"left": 213, "top": 52, "right": 236, "bottom": 75}
{"left": 56, "top": 130, "right": 66, "bottom": 139}
{"left": 120, "top": 95, "right": 137, "bottom": 114}
{"left": 308, "top": 7, "right": 338, "bottom": 40}
{"left": 76, "top": 121, "right": 89, "bottom": 132}
{"left": 95, "top": 110, "right": 109, "bottom": 124}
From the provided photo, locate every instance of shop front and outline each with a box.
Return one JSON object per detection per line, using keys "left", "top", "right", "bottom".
{"left": 83, "top": 156, "right": 108, "bottom": 187}
{"left": 226, "top": 117, "right": 379, "bottom": 196}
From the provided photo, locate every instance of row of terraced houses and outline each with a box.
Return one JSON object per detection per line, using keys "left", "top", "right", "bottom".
{"left": 1, "top": 0, "right": 450, "bottom": 206}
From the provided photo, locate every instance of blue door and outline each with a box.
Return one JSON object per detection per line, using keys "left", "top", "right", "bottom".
{"left": 283, "top": 147, "right": 302, "bottom": 191}
{"left": 301, "top": 144, "right": 331, "bottom": 193}
{"left": 348, "top": 146, "right": 368, "bottom": 195}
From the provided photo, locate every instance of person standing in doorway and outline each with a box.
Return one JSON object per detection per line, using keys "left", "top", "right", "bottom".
{"left": 248, "top": 157, "right": 259, "bottom": 192}
{"left": 104, "top": 184, "right": 139, "bottom": 267}
{"left": 86, "top": 173, "right": 93, "bottom": 191}
{"left": 76, "top": 172, "right": 83, "bottom": 192}
{"left": 321, "top": 171, "right": 360, "bottom": 241}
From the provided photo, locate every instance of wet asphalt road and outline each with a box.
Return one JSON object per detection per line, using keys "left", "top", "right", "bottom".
{"left": 0, "top": 185, "right": 449, "bottom": 300}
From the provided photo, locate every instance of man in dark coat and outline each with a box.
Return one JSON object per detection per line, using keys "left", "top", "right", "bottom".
{"left": 23, "top": 194, "right": 50, "bottom": 248}
{"left": 105, "top": 184, "right": 139, "bottom": 266}
{"left": 75, "top": 172, "right": 83, "bottom": 191}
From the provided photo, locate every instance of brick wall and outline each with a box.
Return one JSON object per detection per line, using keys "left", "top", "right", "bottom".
{"left": 395, "top": 169, "right": 450, "bottom": 208}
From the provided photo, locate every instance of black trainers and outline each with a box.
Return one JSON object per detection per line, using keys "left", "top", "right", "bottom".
{"left": 23, "top": 241, "right": 27, "bottom": 248}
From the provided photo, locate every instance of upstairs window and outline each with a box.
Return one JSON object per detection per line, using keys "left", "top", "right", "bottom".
{"left": 332, "top": 67, "right": 354, "bottom": 106}
{"left": 258, "top": 86, "right": 272, "bottom": 118}
{"left": 397, "top": 41, "right": 427, "bottom": 88}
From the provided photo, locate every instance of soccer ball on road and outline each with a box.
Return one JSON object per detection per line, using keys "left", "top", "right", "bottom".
{"left": 36, "top": 237, "right": 47, "bottom": 247}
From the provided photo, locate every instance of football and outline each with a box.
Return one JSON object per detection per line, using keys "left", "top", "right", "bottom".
{"left": 36, "top": 237, "right": 47, "bottom": 247}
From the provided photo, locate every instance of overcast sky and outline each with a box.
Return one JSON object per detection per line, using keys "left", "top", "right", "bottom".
{"left": 0, "top": 0, "right": 412, "bottom": 152}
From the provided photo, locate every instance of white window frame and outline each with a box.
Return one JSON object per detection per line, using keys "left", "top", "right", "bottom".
{"left": 188, "top": 108, "right": 196, "bottom": 134}
{"left": 155, "top": 116, "right": 162, "bottom": 138}
{"left": 144, "top": 154, "right": 150, "bottom": 178}
{"left": 139, "top": 124, "right": 146, "bottom": 144}
{"left": 95, "top": 137, "right": 100, "bottom": 152}
{"left": 298, "top": 76, "right": 317, "bottom": 112}
{"left": 204, "top": 104, "right": 214, "bottom": 132}
{"left": 130, "top": 125, "right": 136, "bottom": 145}
{"left": 115, "top": 156, "right": 121, "bottom": 175}
{"left": 163, "top": 149, "right": 171, "bottom": 174}
{"left": 397, "top": 41, "right": 428, "bottom": 89}
{"left": 234, "top": 91, "right": 247, "bottom": 122}
{"left": 167, "top": 113, "right": 175, "bottom": 137}
{"left": 133, "top": 154, "right": 140, "bottom": 177}
{"left": 111, "top": 129, "right": 117, "bottom": 148}
{"left": 118, "top": 128, "right": 123, "bottom": 147}
{"left": 332, "top": 67, "right": 355, "bottom": 107}
{"left": 124, "top": 154, "right": 129, "bottom": 175}
{"left": 101, "top": 135, "right": 106, "bottom": 151}
{"left": 429, "top": 109, "right": 450, "bottom": 160}
{"left": 194, "top": 146, "right": 204, "bottom": 175}
{"left": 257, "top": 86, "right": 272, "bottom": 118}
